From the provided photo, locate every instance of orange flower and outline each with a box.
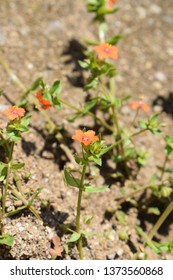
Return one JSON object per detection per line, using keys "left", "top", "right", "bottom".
{"left": 72, "top": 130, "right": 99, "bottom": 146}
{"left": 106, "top": 0, "right": 117, "bottom": 10}
{"left": 36, "top": 90, "right": 52, "bottom": 110}
{"left": 3, "top": 106, "right": 25, "bottom": 120}
{"left": 128, "top": 97, "right": 150, "bottom": 113}
{"left": 93, "top": 43, "right": 118, "bottom": 61}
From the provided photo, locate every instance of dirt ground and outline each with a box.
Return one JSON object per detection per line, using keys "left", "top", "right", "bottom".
{"left": 0, "top": 0, "right": 173, "bottom": 260}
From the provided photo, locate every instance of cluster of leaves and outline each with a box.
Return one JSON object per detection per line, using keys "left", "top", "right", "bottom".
{"left": 86, "top": 0, "right": 118, "bottom": 22}
{"left": 0, "top": 110, "right": 41, "bottom": 246}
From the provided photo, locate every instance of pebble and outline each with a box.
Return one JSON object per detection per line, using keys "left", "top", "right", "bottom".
{"left": 107, "top": 254, "right": 115, "bottom": 260}
{"left": 152, "top": 81, "right": 162, "bottom": 90}
{"left": 116, "top": 248, "right": 124, "bottom": 257}
{"left": 153, "top": 105, "right": 162, "bottom": 114}
{"left": 149, "top": 4, "right": 162, "bottom": 15}
{"left": 155, "top": 72, "right": 166, "bottom": 82}
{"left": 47, "top": 20, "right": 62, "bottom": 32}
{"left": 167, "top": 48, "right": 173, "bottom": 56}
{"left": 136, "top": 7, "right": 147, "bottom": 19}
{"left": 19, "top": 226, "right": 25, "bottom": 232}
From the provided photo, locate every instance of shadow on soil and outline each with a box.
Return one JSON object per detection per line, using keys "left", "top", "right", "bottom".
{"left": 152, "top": 91, "right": 173, "bottom": 117}
{"left": 62, "top": 38, "right": 87, "bottom": 88}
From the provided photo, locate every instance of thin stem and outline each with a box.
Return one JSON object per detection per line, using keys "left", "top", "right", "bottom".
{"left": 116, "top": 184, "right": 152, "bottom": 208}
{"left": 0, "top": 53, "right": 114, "bottom": 132}
{"left": 2, "top": 142, "right": 14, "bottom": 216}
{"left": 8, "top": 186, "right": 41, "bottom": 220}
{"left": 148, "top": 200, "right": 173, "bottom": 240}
{"left": 0, "top": 53, "right": 26, "bottom": 91}
{"left": 76, "top": 163, "right": 87, "bottom": 260}
{"left": 160, "top": 154, "right": 169, "bottom": 181}
{"left": 106, "top": 128, "right": 148, "bottom": 153}
{"left": 58, "top": 97, "right": 114, "bottom": 132}
{"left": 13, "top": 172, "right": 25, "bottom": 196}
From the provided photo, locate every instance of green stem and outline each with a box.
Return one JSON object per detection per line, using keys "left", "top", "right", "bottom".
{"left": 116, "top": 184, "right": 152, "bottom": 208}
{"left": 0, "top": 53, "right": 113, "bottom": 133}
{"left": 58, "top": 97, "right": 114, "bottom": 132}
{"left": 76, "top": 163, "right": 87, "bottom": 260}
{"left": 8, "top": 186, "right": 41, "bottom": 220}
{"left": 148, "top": 200, "right": 173, "bottom": 240}
{"left": 106, "top": 129, "right": 148, "bottom": 154}
{"left": 2, "top": 142, "right": 14, "bottom": 216}
{"left": 160, "top": 154, "right": 169, "bottom": 181}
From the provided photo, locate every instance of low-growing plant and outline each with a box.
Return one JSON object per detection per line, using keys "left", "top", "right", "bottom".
{"left": 0, "top": 105, "right": 41, "bottom": 245}
{"left": 64, "top": 129, "right": 108, "bottom": 259}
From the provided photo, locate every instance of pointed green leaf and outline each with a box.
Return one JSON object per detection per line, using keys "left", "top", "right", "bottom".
{"left": 64, "top": 168, "right": 80, "bottom": 188}
{"left": 67, "top": 232, "right": 81, "bottom": 243}
{"left": 84, "top": 184, "right": 108, "bottom": 193}
{"left": 116, "top": 210, "right": 127, "bottom": 225}
{"left": 88, "top": 155, "right": 102, "bottom": 166}
{"left": 11, "top": 162, "right": 25, "bottom": 170}
{"left": 81, "top": 230, "right": 93, "bottom": 237}
{"left": 147, "top": 207, "right": 160, "bottom": 215}
{"left": 0, "top": 234, "right": 14, "bottom": 246}
{"left": 0, "top": 162, "right": 7, "bottom": 181}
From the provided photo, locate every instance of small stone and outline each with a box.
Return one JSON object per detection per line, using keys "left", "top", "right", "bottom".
{"left": 107, "top": 254, "right": 115, "bottom": 260}
{"left": 136, "top": 7, "right": 147, "bottom": 19}
{"left": 145, "top": 61, "right": 153, "bottom": 69}
{"left": 149, "top": 4, "right": 162, "bottom": 15}
{"left": 167, "top": 48, "right": 173, "bottom": 56}
{"left": 6, "top": 200, "right": 12, "bottom": 208}
{"left": 47, "top": 20, "right": 62, "bottom": 31}
{"left": 153, "top": 105, "right": 162, "bottom": 114}
{"left": 155, "top": 72, "right": 166, "bottom": 82}
{"left": 19, "top": 226, "right": 25, "bottom": 232}
{"left": 14, "top": 200, "right": 23, "bottom": 207}
{"left": 152, "top": 81, "right": 162, "bottom": 90}
{"left": 27, "top": 62, "right": 34, "bottom": 70}
{"left": 116, "top": 248, "right": 123, "bottom": 257}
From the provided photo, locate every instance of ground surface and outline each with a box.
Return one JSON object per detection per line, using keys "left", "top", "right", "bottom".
{"left": 0, "top": 0, "right": 173, "bottom": 260}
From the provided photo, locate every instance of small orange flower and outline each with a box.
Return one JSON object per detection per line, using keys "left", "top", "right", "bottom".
{"left": 36, "top": 90, "right": 52, "bottom": 110}
{"left": 72, "top": 130, "right": 99, "bottom": 146}
{"left": 3, "top": 106, "right": 25, "bottom": 120}
{"left": 93, "top": 43, "right": 118, "bottom": 61}
{"left": 106, "top": 0, "right": 117, "bottom": 10}
{"left": 128, "top": 97, "right": 150, "bottom": 113}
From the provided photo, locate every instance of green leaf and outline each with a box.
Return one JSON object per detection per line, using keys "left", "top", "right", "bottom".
{"left": 67, "top": 232, "right": 81, "bottom": 243}
{"left": 0, "top": 234, "right": 14, "bottom": 246}
{"left": 44, "top": 80, "right": 62, "bottom": 110}
{"left": 28, "top": 188, "right": 43, "bottom": 206}
{"left": 83, "top": 214, "right": 93, "bottom": 224}
{"left": 116, "top": 210, "right": 127, "bottom": 225}
{"left": 11, "top": 162, "right": 25, "bottom": 170}
{"left": 81, "top": 230, "right": 93, "bottom": 237}
{"left": 84, "top": 184, "right": 108, "bottom": 193}
{"left": 147, "top": 207, "right": 160, "bottom": 215}
{"left": 0, "top": 162, "right": 7, "bottom": 181}
{"left": 78, "top": 60, "right": 89, "bottom": 69}
{"left": 30, "top": 77, "right": 43, "bottom": 91}
{"left": 6, "top": 206, "right": 27, "bottom": 217}
{"left": 88, "top": 155, "right": 102, "bottom": 166}
{"left": 64, "top": 168, "right": 80, "bottom": 188}
{"left": 107, "top": 34, "right": 124, "bottom": 45}
{"left": 20, "top": 115, "right": 31, "bottom": 128}
{"left": 83, "top": 98, "right": 97, "bottom": 114}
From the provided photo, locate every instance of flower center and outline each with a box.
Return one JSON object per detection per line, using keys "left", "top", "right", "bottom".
{"left": 12, "top": 109, "right": 19, "bottom": 115}
{"left": 104, "top": 47, "right": 110, "bottom": 53}
{"left": 82, "top": 136, "right": 89, "bottom": 142}
{"left": 138, "top": 100, "right": 143, "bottom": 106}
